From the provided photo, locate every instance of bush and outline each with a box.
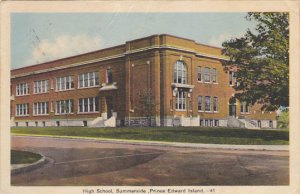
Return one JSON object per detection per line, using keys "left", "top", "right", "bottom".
{"left": 278, "top": 111, "right": 289, "bottom": 129}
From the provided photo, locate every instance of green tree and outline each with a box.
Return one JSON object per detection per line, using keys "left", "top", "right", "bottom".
{"left": 277, "top": 110, "right": 289, "bottom": 129}
{"left": 222, "top": 12, "right": 289, "bottom": 110}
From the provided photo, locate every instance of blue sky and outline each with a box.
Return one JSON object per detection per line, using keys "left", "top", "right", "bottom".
{"left": 11, "top": 13, "right": 255, "bottom": 69}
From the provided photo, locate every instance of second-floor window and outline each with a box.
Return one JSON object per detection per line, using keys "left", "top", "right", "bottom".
{"left": 56, "top": 76, "right": 74, "bottom": 91}
{"left": 174, "top": 61, "right": 187, "bottom": 84}
{"left": 229, "top": 71, "right": 236, "bottom": 86}
{"left": 34, "top": 80, "right": 49, "bottom": 94}
{"left": 78, "top": 72, "right": 99, "bottom": 88}
{"left": 197, "top": 66, "right": 202, "bottom": 81}
{"left": 16, "top": 83, "right": 30, "bottom": 96}
{"left": 106, "top": 68, "right": 113, "bottom": 84}
{"left": 204, "top": 67, "right": 210, "bottom": 82}
{"left": 33, "top": 102, "right": 49, "bottom": 115}
{"left": 16, "top": 103, "right": 29, "bottom": 116}
{"left": 212, "top": 68, "right": 217, "bottom": 83}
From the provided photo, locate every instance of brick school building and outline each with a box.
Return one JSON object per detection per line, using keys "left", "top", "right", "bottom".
{"left": 11, "top": 34, "right": 277, "bottom": 128}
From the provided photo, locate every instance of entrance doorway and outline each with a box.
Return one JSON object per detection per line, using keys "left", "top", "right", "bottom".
{"left": 229, "top": 97, "right": 236, "bottom": 117}
{"left": 105, "top": 96, "right": 113, "bottom": 118}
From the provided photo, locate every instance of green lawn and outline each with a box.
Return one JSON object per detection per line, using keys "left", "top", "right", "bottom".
{"left": 11, "top": 127, "right": 289, "bottom": 145}
{"left": 11, "top": 150, "right": 42, "bottom": 164}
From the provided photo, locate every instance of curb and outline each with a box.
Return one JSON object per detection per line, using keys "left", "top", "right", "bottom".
{"left": 11, "top": 155, "right": 47, "bottom": 175}
{"left": 12, "top": 134, "right": 289, "bottom": 151}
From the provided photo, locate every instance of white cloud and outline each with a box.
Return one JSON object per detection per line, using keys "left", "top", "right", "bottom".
{"left": 26, "top": 34, "right": 103, "bottom": 65}
{"left": 208, "top": 33, "right": 244, "bottom": 48}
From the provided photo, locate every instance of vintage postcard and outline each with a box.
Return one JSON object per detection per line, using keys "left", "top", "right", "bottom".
{"left": 0, "top": 1, "right": 299, "bottom": 194}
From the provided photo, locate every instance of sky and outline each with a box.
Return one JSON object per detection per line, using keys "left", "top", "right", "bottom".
{"left": 11, "top": 13, "right": 256, "bottom": 69}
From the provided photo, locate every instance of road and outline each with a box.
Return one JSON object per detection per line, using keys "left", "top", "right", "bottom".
{"left": 11, "top": 136, "right": 289, "bottom": 186}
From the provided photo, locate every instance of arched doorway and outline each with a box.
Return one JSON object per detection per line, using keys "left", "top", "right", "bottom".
{"left": 229, "top": 97, "right": 236, "bottom": 117}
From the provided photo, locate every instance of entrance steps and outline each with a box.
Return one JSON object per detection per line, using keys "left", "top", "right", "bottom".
{"left": 227, "top": 117, "right": 260, "bottom": 129}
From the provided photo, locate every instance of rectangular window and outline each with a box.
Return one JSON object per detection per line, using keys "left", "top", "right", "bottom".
{"left": 229, "top": 71, "right": 236, "bottom": 86}
{"left": 205, "top": 96, "right": 211, "bottom": 111}
{"left": 78, "top": 72, "right": 99, "bottom": 88}
{"left": 214, "top": 120, "right": 219, "bottom": 127}
{"left": 204, "top": 67, "right": 210, "bottom": 82}
{"left": 33, "top": 102, "right": 49, "bottom": 115}
{"left": 198, "top": 96, "right": 203, "bottom": 111}
{"left": 78, "top": 97, "right": 99, "bottom": 113}
{"left": 16, "top": 103, "right": 29, "bottom": 116}
{"left": 16, "top": 83, "right": 30, "bottom": 96}
{"left": 55, "top": 99, "right": 74, "bottom": 114}
{"left": 106, "top": 68, "right": 113, "bottom": 84}
{"left": 197, "top": 66, "right": 202, "bottom": 81}
{"left": 213, "top": 97, "right": 218, "bottom": 112}
{"left": 176, "top": 91, "right": 186, "bottom": 110}
{"left": 170, "top": 99, "right": 173, "bottom": 110}
{"left": 241, "top": 102, "right": 250, "bottom": 113}
{"left": 34, "top": 80, "right": 49, "bottom": 94}
{"left": 56, "top": 76, "right": 74, "bottom": 91}
{"left": 212, "top": 68, "right": 217, "bottom": 83}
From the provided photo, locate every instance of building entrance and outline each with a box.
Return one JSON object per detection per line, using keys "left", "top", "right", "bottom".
{"left": 105, "top": 96, "right": 113, "bottom": 118}
{"left": 229, "top": 104, "right": 236, "bottom": 117}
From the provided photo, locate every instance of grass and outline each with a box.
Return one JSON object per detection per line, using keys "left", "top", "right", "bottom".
{"left": 11, "top": 150, "right": 42, "bottom": 164}
{"left": 11, "top": 126, "right": 289, "bottom": 145}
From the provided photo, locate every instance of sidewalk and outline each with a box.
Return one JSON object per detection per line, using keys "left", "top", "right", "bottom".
{"left": 12, "top": 134, "right": 289, "bottom": 151}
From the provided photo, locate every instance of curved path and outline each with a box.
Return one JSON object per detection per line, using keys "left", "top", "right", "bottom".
{"left": 11, "top": 135, "right": 289, "bottom": 186}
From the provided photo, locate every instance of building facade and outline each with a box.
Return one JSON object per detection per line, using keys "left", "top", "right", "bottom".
{"left": 11, "top": 34, "right": 277, "bottom": 128}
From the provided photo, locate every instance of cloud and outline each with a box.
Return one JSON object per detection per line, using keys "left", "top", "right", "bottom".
{"left": 26, "top": 34, "right": 103, "bottom": 65}
{"left": 208, "top": 33, "right": 244, "bottom": 48}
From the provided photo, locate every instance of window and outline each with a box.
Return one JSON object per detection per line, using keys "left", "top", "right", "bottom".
{"left": 212, "top": 68, "right": 217, "bottom": 83}
{"left": 16, "top": 83, "right": 30, "bottom": 96}
{"left": 213, "top": 97, "right": 218, "bottom": 112}
{"left": 258, "top": 120, "right": 261, "bottom": 128}
{"left": 214, "top": 120, "right": 219, "bottom": 127}
{"left": 240, "top": 102, "right": 250, "bottom": 113}
{"left": 106, "top": 68, "right": 113, "bottom": 84}
{"left": 200, "top": 119, "right": 204, "bottom": 126}
{"left": 189, "top": 101, "right": 192, "bottom": 111}
{"left": 78, "top": 97, "right": 99, "bottom": 113}
{"left": 229, "top": 71, "right": 236, "bottom": 86}
{"left": 34, "top": 80, "right": 49, "bottom": 94}
{"left": 33, "top": 102, "right": 49, "bottom": 115}
{"left": 56, "top": 99, "right": 74, "bottom": 114}
{"left": 78, "top": 72, "right": 99, "bottom": 88}
{"left": 16, "top": 104, "right": 29, "bottom": 116}
{"left": 174, "top": 61, "right": 187, "bottom": 84}
{"left": 170, "top": 99, "right": 173, "bottom": 110}
{"left": 197, "top": 66, "right": 202, "bottom": 81}
{"left": 204, "top": 67, "right": 210, "bottom": 82}
{"left": 175, "top": 91, "right": 186, "bottom": 110}
{"left": 269, "top": 120, "right": 273, "bottom": 128}
{"left": 56, "top": 76, "right": 74, "bottom": 91}
{"left": 198, "top": 96, "right": 203, "bottom": 111}
{"left": 205, "top": 96, "right": 211, "bottom": 111}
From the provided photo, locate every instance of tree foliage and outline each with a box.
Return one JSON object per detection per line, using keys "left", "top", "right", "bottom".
{"left": 222, "top": 12, "right": 289, "bottom": 110}
{"left": 278, "top": 110, "right": 289, "bottom": 129}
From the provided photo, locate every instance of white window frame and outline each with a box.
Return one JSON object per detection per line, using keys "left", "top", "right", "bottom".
{"left": 78, "top": 72, "right": 100, "bottom": 88}
{"left": 33, "top": 102, "right": 49, "bottom": 115}
{"left": 16, "top": 103, "right": 29, "bottom": 116}
{"left": 55, "top": 99, "right": 74, "bottom": 114}
{"left": 34, "top": 80, "right": 49, "bottom": 94}
{"left": 205, "top": 96, "right": 211, "bottom": 112}
{"left": 78, "top": 97, "right": 99, "bottom": 113}
{"left": 56, "top": 76, "right": 74, "bottom": 91}
{"left": 16, "top": 83, "right": 30, "bottom": 96}
{"left": 197, "top": 66, "right": 202, "bottom": 82}
{"left": 198, "top": 96, "right": 203, "bottom": 111}
{"left": 174, "top": 61, "right": 187, "bottom": 84}
{"left": 212, "top": 68, "right": 217, "bottom": 83}
{"left": 175, "top": 91, "right": 186, "bottom": 111}
{"left": 213, "top": 97, "right": 218, "bottom": 112}
{"left": 204, "top": 67, "right": 211, "bottom": 82}
{"left": 241, "top": 102, "right": 250, "bottom": 113}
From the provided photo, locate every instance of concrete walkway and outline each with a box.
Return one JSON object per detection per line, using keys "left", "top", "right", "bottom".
{"left": 12, "top": 134, "right": 289, "bottom": 151}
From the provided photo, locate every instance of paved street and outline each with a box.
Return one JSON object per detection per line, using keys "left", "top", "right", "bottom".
{"left": 11, "top": 136, "right": 289, "bottom": 186}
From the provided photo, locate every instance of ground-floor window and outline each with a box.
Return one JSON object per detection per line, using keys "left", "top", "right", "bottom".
{"left": 16, "top": 103, "right": 29, "bottom": 116}
{"left": 198, "top": 96, "right": 203, "bottom": 111}
{"left": 214, "top": 120, "right": 219, "bottom": 127}
{"left": 33, "top": 102, "right": 49, "bottom": 115}
{"left": 258, "top": 120, "right": 261, "bottom": 128}
{"left": 241, "top": 102, "right": 250, "bottom": 113}
{"left": 176, "top": 91, "right": 186, "bottom": 110}
{"left": 56, "top": 99, "right": 74, "bottom": 114}
{"left": 78, "top": 97, "right": 99, "bottom": 113}
{"left": 200, "top": 119, "right": 204, "bottom": 126}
